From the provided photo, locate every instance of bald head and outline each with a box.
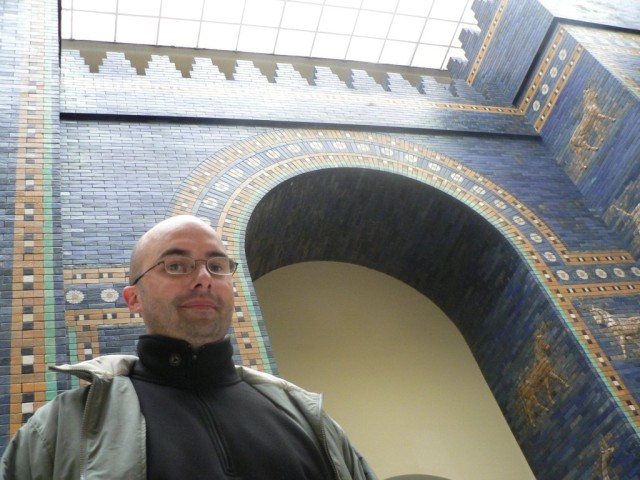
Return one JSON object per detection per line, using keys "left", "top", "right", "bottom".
{"left": 129, "top": 215, "right": 222, "bottom": 285}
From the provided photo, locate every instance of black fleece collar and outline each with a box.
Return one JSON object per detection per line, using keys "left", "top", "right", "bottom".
{"left": 133, "top": 335, "right": 240, "bottom": 390}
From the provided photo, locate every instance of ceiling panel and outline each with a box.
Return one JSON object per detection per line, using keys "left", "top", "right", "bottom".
{"left": 62, "top": 0, "right": 479, "bottom": 70}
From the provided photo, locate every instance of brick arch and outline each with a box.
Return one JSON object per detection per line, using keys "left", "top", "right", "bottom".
{"left": 167, "top": 128, "right": 640, "bottom": 442}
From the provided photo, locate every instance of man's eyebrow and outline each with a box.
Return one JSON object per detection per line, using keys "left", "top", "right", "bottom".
{"left": 158, "top": 248, "right": 189, "bottom": 258}
{"left": 158, "top": 248, "right": 228, "bottom": 259}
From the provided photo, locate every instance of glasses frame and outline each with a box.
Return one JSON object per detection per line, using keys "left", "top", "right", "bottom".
{"left": 130, "top": 255, "right": 238, "bottom": 286}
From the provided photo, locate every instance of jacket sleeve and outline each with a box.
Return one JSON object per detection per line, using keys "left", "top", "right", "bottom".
{"left": 1, "top": 410, "right": 56, "bottom": 480}
{"left": 1, "top": 387, "right": 89, "bottom": 480}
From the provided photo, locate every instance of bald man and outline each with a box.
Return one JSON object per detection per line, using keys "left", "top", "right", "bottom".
{"left": 1, "top": 216, "right": 376, "bottom": 480}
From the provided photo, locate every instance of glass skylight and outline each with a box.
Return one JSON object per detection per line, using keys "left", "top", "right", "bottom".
{"left": 61, "top": 0, "right": 479, "bottom": 70}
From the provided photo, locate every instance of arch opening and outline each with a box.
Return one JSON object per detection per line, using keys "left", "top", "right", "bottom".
{"left": 245, "top": 167, "right": 522, "bottom": 331}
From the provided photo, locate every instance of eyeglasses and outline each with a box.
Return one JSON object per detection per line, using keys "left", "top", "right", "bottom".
{"left": 131, "top": 255, "right": 238, "bottom": 285}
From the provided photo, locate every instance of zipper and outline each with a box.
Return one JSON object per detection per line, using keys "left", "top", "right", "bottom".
{"left": 310, "top": 394, "right": 341, "bottom": 480}
{"left": 318, "top": 420, "right": 342, "bottom": 480}
{"left": 78, "top": 380, "right": 97, "bottom": 480}
{"left": 194, "top": 393, "right": 236, "bottom": 476}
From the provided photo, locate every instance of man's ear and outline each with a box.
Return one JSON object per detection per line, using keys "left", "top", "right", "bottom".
{"left": 123, "top": 286, "right": 143, "bottom": 313}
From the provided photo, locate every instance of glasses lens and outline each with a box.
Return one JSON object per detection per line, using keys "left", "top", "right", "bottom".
{"left": 207, "top": 257, "right": 235, "bottom": 275}
{"left": 163, "top": 256, "right": 195, "bottom": 275}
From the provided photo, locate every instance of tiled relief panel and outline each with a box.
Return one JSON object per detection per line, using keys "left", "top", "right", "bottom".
{"left": 482, "top": 262, "right": 640, "bottom": 479}
{"left": 519, "top": 23, "right": 640, "bottom": 258}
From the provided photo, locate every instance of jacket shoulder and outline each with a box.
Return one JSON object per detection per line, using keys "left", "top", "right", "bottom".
{"left": 235, "top": 365, "right": 318, "bottom": 395}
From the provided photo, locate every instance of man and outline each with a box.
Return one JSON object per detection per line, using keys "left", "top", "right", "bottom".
{"left": 1, "top": 215, "right": 376, "bottom": 479}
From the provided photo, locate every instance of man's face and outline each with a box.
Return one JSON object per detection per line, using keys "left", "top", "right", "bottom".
{"left": 123, "top": 218, "right": 235, "bottom": 348}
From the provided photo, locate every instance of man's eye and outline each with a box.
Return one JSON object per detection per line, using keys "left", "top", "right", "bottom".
{"left": 208, "top": 259, "right": 230, "bottom": 274}
{"left": 165, "top": 261, "right": 189, "bottom": 274}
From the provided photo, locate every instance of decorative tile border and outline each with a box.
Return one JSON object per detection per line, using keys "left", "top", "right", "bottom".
{"left": 467, "top": 0, "right": 509, "bottom": 86}
{"left": 8, "top": 0, "right": 60, "bottom": 437}
{"left": 519, "top": 26, "right": 567, "bottom": 113}
{"left": 532, "top": 36, "right": 583, "bottom": 132}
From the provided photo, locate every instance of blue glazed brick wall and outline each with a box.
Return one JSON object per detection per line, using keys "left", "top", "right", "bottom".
{"left": 397, "top": 133, "right": 623, "bottom": 252}
{"left": 60, "top": 121, "right": 271, "bottom": 268}
{"left": 60, "top": 48, "right": 535, "bottom": 136}
{"left": 59, "top": 122, "right": 625, "bottom": 260}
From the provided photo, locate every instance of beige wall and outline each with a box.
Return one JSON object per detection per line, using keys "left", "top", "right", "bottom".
{"left": 254, "top": 261, "right": 535, "bottom": 480}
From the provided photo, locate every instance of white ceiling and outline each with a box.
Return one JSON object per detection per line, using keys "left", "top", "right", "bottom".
{"left": 61, "top": 0, "right": 479, "bottom": 70}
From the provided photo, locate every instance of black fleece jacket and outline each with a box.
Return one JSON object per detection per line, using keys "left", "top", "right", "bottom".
{"left": 130, "top": 335, "right": 331, "bottom": 479}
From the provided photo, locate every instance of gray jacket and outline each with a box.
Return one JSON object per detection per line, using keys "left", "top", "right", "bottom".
{"left": 1, "top": 355, "right": 377, "bottom": 480}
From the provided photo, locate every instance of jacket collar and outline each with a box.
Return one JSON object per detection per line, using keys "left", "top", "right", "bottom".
{"left": 133, "top": 335, "right": 239, "bottom": 390}
{"left": 49, "top": 342, "right": 322, "bottom": 411}
{"left": 50, "top": 354, "right": 138, "bottom": 382}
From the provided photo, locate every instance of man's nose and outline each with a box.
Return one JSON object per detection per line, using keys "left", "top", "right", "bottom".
{"left": 191, "top": 262, "right": 213, "bottom": 288}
